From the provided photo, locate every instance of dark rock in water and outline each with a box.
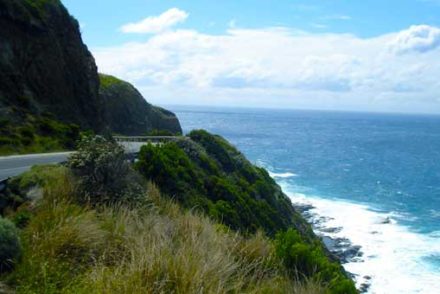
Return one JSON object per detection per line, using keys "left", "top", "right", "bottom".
{"left": 359, "top": 282, "right": 371, "bottom": 293}
{"left": 294, "top": 203, "right": 315, "bottom": 213}
{"left": 302, "top": 211, "right": 315, "bottom": 221}
{"left": 295, "top": 199, "right": 371, "bottom": 287}
{"left": 346, "top": 271, "right": 357, "bottom": 280}
{"left": 379, "top": 217, "right": 391, "bottom": 224}
{"left": 344, "top": 245, "right": 363, "bottom": 259}
{"left": 321, "top": 236, "right": 363, "bottom": 263}
{"left": 320, "top": 226, "right": 343, "bottom": 233}
{"left": 311, "top": 215, "right": 334, "bottom": 227}
{"left": 360, "top": 275, "right": 373, "bottom": 292}
{"left": 322, "top": 236, "right": 337, "bottom": 249}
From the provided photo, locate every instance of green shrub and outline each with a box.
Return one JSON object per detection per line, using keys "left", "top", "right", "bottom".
{"left": 68, "top": 135, "right": 144, "bottom": 206}
{"left": 135, "top": 132, "right": 301, "bottom": 236}
{"left": 148, "top": 129, "right": 175, "bottom": 136}
{"left": 12, "top": 209, "right": 32, "bottom": 229}
{"left": 275, "top": 229, "right": 357, "bottom": 294}
{"left": 0, "top": 217, "right": 21, "bottom": 272}
{"left": 0, "top": 114, "right": 81, "bottom": 156}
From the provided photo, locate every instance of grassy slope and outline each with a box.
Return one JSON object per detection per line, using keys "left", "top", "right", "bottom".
{"left": 0, "top": 134, "right": 357, "bottom": 293}
{"left": 2, "top": 165, "right": 325, "bottom": 293}
{"left": 0, "top": 115, "right": 80, "bottom": 156}
{"left": 134, "top": 130, "right": 356, "bottom": 292}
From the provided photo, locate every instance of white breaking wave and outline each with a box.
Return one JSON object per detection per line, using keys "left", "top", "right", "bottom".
{"left": 279, "top": 183, "right": 440, "bottom": 294}
{"left": 268, "top": 171, "right": 298, "bottom": 178}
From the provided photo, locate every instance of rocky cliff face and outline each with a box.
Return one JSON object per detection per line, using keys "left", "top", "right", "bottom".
{"left": 99, "top": 74, "right": 182, "bottom": 135}
{"left": 0, "top": 0, "right": 102, "bottom": 130}
{"left": 0, "top": 0, "right": 181, "bottom": 138}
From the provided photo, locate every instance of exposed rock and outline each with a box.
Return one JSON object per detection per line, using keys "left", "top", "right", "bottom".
{"left": 379, "top": 217, "right": 392, "bottom": 224}
{"left": 321, "top": 236, "right": 363, "bottom": 263}
{"left": 320, "top": 226, "right": 343, "bottom": 233}
{"left": 0, "top": 0, "right": 182, "bottom": 139}
{"left": 359, "top": 282, "right": 371, "bottom": 293}
{"left": 99, "top": 74, "right": 182, "bottom": 135}
{"left": 0, "top": 0, "right": 102, "bottom": 130}
{"left": 294, "top": 203, "right": 315, "bottom": 213}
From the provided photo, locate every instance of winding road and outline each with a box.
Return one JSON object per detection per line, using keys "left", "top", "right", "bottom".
{"left": 0, "top": 152, "right": 73, "bottom": 180}
{"left": 0, "top": 137, "right": 182, "bottom": 181}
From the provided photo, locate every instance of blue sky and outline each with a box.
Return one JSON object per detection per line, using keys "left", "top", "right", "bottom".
{"left": 64, "top": 0, "right": 440, "bottom": 46}
{"left": 62, "top": 0, "right": 440, "bottom": 114}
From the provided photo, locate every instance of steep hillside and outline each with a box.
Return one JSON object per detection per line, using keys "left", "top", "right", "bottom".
{"left": 136, "top": 130, "right": 314, "bottom": 238}
{"left": 0, "top": 0, "right": 181, "bottom": 155}
{"left": 0, "top": 0, "right": 102, "bottom": 129}
{"left": 0, "top": 136, "right": 356, "bottom": 293}
{"left": 99, "top": 74, "right": 182, "bottom": 135}
{"left": 0, "top": 166, "right": 328, "bottom": 293}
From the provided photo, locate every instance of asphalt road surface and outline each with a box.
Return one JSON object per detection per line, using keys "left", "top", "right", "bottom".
{"left": 0, "top": 141, "right": 154, "bottom": 181}
{"left": 0, "top": 152, "right": 73, "bottom": 180}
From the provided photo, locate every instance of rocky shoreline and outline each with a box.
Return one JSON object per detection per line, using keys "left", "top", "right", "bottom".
{"left": 295, "top": 203, "right": 372, "bottom": 293}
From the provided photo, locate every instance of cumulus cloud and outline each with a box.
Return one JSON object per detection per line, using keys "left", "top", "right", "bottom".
{"left": 388, "top": 25, "right": 440, "bottom": 54}
{"left": 120, "top": 8, "right": 188, "bottom": 34}
{"left": 94, "top": 21, "right": 440, "bottom": 113}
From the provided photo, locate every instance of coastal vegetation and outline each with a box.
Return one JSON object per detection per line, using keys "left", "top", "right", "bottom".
{"left": 0, "top": 1, "right": 356, "bottom": 292}
{"left": 136, "top": 130, "right": 308, "bottom": 236}
{"left": 0, "top": 114, "right": 80, "bottom": 156}
{"left": 0, "top": 135, "right": 356, "bottom": 293}
{"left": 0, "top": 217, "right": 21, "bottom": 272}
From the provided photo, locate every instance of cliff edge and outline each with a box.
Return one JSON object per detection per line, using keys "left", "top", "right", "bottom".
{"left": 0, "top": 0, "right": 181, "bottom": 155}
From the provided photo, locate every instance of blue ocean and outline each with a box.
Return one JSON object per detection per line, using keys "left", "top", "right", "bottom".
{"left": 170, "top": 105, "right": 440, "bottom": 293}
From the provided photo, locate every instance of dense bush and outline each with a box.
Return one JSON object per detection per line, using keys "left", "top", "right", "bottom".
{"left": 275, "top": 229, "right": 357, "bottom": 294}
{"left": 0, "top": 217, "right": 21, "bottom": 272}
{"left": 68, "top": 135, "right": 144, "bottom": 206}
{"left": 135, "top": 130, "right": 312, "bottom": 238}
{"left": 135, "top": 130, "right": 356, "bottom": 292}
{"left": 148, "top": 129, "right": 176, "bottom": 136}
{"left": 0, "top": 131, "right": 356, "bottom": 293}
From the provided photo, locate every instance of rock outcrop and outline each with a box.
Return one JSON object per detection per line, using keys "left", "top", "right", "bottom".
{"left": 0, "top": 0, "right": 102, "bottom": 130}
{"left": 99, "top": 74, "right": 182, "bottom": 135}
{"left": 0, "top": 0, "right": 181, "bottom": 137}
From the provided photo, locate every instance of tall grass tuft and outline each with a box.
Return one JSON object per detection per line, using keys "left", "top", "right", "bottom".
{"left": 4, "top": 168, "right": 326, "bottom": 293}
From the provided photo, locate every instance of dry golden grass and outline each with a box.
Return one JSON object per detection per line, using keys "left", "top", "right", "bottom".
{"left": 7, "top": 168, "right": 326, "bottom": 294}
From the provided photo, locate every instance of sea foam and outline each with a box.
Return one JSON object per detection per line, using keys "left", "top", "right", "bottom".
{"left": 277, "top": 181, "right": 440, "bottom": 293}
{"left": 268, "top": 171, "right": 298, "bottom": 178}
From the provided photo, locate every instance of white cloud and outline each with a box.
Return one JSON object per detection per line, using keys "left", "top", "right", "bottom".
{"left": 388, "top": 25, "right": 440, "bottom": 54}
{"left": 323, "top": 15, "right": 352, "bottom": 21}
{"left": 94, "top": 24, "right": 440, "bottom": 114}
{"left": 120, "top": 8, "right": 188, "bottom": 34}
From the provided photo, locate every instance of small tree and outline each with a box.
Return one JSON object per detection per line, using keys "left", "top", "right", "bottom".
{"left": 0, "top": 217, "right": 21, "bottom": 272}
{"left": 68, "top": 135, "right": 144, "bottom": 206}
